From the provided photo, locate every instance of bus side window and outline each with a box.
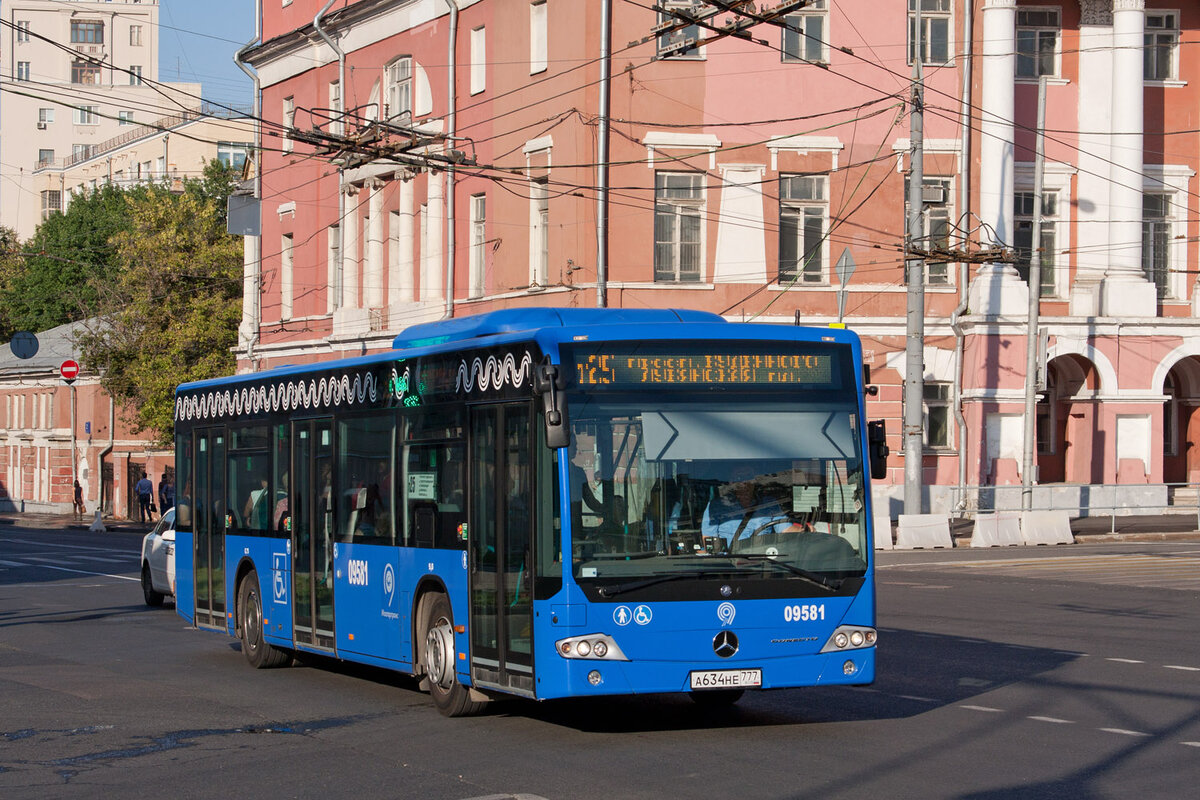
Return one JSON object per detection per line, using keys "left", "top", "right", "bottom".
{"left": 404, "top": 443, "right": 466, "bottom": 550}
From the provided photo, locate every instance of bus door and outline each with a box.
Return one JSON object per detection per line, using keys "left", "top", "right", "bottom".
{"left": 469, "top": 403, "right": 535, "bottom": 694}
{"left": 193, "top": 428, "right": 226, "bottom": 629}
{"left": 291, "top": 418, "right": 336, "bottom": 650}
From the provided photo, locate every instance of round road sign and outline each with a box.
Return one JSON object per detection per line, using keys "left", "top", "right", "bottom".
{"left": 60, "top": 359, "right": 80, "bottom": 382}
{"left": 9, "top": 331, "right": 38, "bottom": 359}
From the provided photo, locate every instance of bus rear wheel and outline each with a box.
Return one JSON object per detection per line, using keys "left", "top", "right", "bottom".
{"left": 239, "top": 570, "right": 291, "bottom": 669}
{"left": 422, "top": 593, "right": 485, "bottom": 717}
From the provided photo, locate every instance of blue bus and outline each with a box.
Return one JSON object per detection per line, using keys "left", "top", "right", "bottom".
{"left": 173, "top": 308, "right": 887, "bottom": 716}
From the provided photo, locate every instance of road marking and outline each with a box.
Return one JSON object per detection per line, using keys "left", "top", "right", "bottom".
{"left": 1100, "top": 728, "right": 1151, "bottom": 737}
{"left": 0, "top": 559, "right": 27, "bottom": 567}
{"left": 1028, "top": 716, "right": 1074, "bottom": 724}
{"left": 1106, "top": 658, "right": 1145, "bottom": 664}
{"left": 1165, "top": 665, "right": 1200, "bottom": 672}
{"left": 898, "top": 695, "right": 937, "bottom": 703}
{"left": 961, "top": 705, "right": 1004, "bottom": 713}
{"left": 1182, "top": 742, "right": 1200, "bottom": 748}
{"left": 2, "top": 537, "right": 132, "bottom": 554}
{"left": 12, "top": 564, "right": 138, "bottom": 582}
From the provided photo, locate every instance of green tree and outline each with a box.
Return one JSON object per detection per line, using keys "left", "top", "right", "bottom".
{"left": 0, "top": 226, "right": 22, "bottom": 341}
{"left": 77, "top": 180, "right": 243, "bottom": 443}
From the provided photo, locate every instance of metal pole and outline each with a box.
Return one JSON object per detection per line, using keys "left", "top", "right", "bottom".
{"left": 595, "top": 0, "right": 612, "bottom": 308}
{"left": 903, "top": 6, "right": 926, "bottom": 515}
{"left": 1021, "top": 76, "right": 1048, "bottom": 511}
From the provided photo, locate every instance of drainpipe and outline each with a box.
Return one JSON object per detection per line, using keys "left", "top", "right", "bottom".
{"left": 442, "top": 0, "right": 459, "bottom": 319}
{"left": 234, "top": 0, "right": 263, "bottom": 366}
{"left": 315, "top": 1, "right": 346, "bottom": 310}
{"left": 950, "top": 0, "right": 975, "bottom": 510}
{"left": 596, "top": 0, "right": 612, "bottom": 308}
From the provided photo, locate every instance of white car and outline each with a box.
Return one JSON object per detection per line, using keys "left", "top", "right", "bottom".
{"left": 140, "top": 507, "right": 176, "bottom": 606}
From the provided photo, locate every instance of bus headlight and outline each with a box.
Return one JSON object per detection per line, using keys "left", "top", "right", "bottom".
{"left": 555, "top": 634, "right": 629, "bottom": 661}
{"left": 820, "top": 625, "right": 877, "bottom": 653}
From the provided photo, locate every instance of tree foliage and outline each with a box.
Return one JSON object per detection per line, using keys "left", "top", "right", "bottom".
{"left": 77, "top": 164, "right": 243, "bottom": 443}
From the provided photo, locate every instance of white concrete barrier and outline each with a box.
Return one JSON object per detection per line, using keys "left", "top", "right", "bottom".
{"left": 971, "top": 512, "right": 1022, "bottom": 547}
{"left": 896, "top": 514, "right": 953, "bottom": 549}
{"left": 88, "top": 509, "right": 106, "bottom": 533}
{"left": 874, "top": 512, "right": 893, "bottom": 550}
{"left": 1020, "top": 510, "right": 1074, "bottom": 545}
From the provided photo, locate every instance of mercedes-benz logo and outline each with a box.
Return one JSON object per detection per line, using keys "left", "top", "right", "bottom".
{"left": 719, "top": 584, "right": 733, "bottom": 597}
{"left": 713, "top": 630, "right": 739, "bottom": 658}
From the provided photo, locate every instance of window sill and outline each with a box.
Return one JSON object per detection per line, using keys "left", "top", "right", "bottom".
{"left": 1145, "top": 80, "right": 1187, "bottom": 89}
{"left": 1015, "top": 76, "right": 1070, "bottom": 86}
{"left": 613, "top": 281, "right": 713, "bottom": 290}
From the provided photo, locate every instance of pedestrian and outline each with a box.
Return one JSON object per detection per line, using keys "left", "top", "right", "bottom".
{"left": 135, "top": 472, "right": 154, "bottom": 523}
{"left": 158, "top": 473, "right": 170, "bottom": 513}
{"left": 73, "top": 479, "right": 85, "bottom": 521}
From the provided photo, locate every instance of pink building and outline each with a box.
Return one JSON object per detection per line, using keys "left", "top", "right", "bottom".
{"left": 238, "top": 1, "right": 1200, "bottom": 515}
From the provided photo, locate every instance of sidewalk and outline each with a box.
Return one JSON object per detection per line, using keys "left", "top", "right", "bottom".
{"left": 0, "top": 511, "right": 158, "bottom": 534}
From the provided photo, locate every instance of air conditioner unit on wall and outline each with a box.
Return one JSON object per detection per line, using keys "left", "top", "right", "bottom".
{"left": 36, "top": 122, "right": 46, "bottom": 130}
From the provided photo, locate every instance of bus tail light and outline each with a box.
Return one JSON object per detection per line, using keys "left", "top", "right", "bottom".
{"left": 820, "top": 625, "right": 877, "bottom": 653}
{"left": 556, "top": 634, "right": 629, "bottom": 661}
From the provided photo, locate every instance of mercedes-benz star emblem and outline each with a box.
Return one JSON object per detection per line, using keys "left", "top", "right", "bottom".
{"left": 713, "top": 630, "right": 739, "bottom": 658}
{"left": 719, "top": 584, "right": 733, "bottom": 597}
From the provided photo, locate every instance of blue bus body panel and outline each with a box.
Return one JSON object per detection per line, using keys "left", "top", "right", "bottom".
{"left": 175, "top": 530, "right": 195, "bottom": 625}
{"left": 226, "top": 535, "right": 293, "bottom": 645}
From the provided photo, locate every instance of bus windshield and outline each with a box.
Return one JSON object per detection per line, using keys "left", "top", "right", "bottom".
{"left": 566, "top": 396, "right": 869, "bottom": 592}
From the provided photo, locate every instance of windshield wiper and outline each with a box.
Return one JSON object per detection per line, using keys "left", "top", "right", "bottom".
{"left": 596, "top": 569, "right": 732, "bottom": 598}
{"left": 731, "top": 554, "right": 843, "bottom": 592}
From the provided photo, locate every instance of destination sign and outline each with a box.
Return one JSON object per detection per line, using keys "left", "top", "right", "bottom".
{"left": 572, "top": 351, "right": 835, "bottom": 387}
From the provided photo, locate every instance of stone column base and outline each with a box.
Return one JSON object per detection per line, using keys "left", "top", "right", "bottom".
{"left": 1100, "top": 274, "right": 1157, "bottom": 317}
{"left": 968, "top": 264, "right": 1030, "bottom": 317}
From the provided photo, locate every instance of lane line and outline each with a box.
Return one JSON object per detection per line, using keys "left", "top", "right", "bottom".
{"left": 1182, "top": 742, "right": 1200, "bottom": 748}
{"left": 1028, "top": 716, "right": 1074, "bottom": 724}
{"left": 10, "top": 563, "right": 138, "bottom": 582}
{"left": 1106, "top": 658, "right": 1145, "bottom": 664}
{"left": 1100, "top": 728, "right": 1151, "bottom": 737}
{"left": 961, "top": 705, "right": 1004, "bottom": 713}
{"left": 1165, "top": 665, "right": 1200, "bottom": 672}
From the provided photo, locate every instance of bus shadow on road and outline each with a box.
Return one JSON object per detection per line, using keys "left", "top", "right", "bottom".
{"left": 499, "top": 628, "right": 1083, "bottom": 732}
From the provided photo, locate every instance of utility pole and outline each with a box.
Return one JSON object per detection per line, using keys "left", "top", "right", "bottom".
{"left": 1021, "top": 76, "right": 1048, "bottom": 511}
{"left": 903, "top": 4, "right": 926, "bottom": 516}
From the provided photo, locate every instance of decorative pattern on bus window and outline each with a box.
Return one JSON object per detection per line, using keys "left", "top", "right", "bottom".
{"left": 388, "top": 365, "right": 421, "bottom": 407}
{"left": 456, "top": 351, "right": 532, "bottom": 394}
{"left": 176, "top": 370, "right": 383, "bottom": 422}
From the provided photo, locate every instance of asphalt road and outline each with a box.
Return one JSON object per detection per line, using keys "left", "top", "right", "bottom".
{"left": 2, "top": 524, "right": 1199, "bottom": 799}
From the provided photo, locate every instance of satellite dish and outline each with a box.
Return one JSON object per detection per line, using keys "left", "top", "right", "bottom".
{"left": 9, "top": 331, "right": 38, "bottom": 360}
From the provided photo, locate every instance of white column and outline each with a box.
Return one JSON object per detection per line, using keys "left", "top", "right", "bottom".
{"left": 237, "top": 234, "right": 260, "bottom": 355}
{"left": 343, "top": 187, "right": 361, "bottom": 309}
{"left": 365, "top": 180, "right": 385, "bottom": 310}
{"left": 392, "top": 174, "right": 416, "bottom": 304}
{"left": 424, "top": 171, "right": 444, "bottom": 304}
{"left": 1101, "top": 0, "right": 1156, "bottom": 316}
{"left": 1071, "top": 13, "right": 1113, "bottom": 314}
{"left": 969, "top": 0, "right": 1028, "bottom": 317}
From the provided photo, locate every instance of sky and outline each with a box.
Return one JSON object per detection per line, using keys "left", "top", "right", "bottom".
{"left": 157, "top": 0, "right": 257, "bottom": 111}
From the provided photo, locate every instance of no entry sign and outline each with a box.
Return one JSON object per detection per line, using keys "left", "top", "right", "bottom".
{"left": 60, "top": 359, "right": 80, "bottom": 382}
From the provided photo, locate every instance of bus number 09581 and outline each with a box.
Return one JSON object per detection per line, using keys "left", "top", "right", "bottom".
{"left": 784, "top": 604, "right": 825, "bottom": 622}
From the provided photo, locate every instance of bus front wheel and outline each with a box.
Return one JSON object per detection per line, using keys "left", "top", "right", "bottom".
{"left": 239, "top": 570, "right": 291, "bottom": 669}
{"left": 422, "top": 593, "right": 485, "bottom": 717}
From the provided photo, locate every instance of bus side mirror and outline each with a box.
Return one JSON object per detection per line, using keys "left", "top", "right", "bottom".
{"left": 868, "top": 419, "right": 889, "bottom": 480}
{"left": 533, "top": 357, "right": 570, "bottom": 449}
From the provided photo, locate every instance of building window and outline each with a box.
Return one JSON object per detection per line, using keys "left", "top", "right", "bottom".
{"left": 38, "top": 108, "right": 54, "bottom": 124}
{"left": 654, "top": 172, "right": 704, "bottom": 282}
{"left": 1016, "top": 8, "right": 1059, "bottom": 79}
{"left": 385, "top": 58, "right": 412, "bottom": 120}
{"left": 782, "top": 1, "right": 827, "bottom": 64}
{"left": 658, "top": 0, "right": 702, "bottom": 59}
{"left": 778, "top": 174, "right": 827, "bottom": 284}
{"left": 923, "top": 382, "right": 952, "bottom": 449}
{"left": 905, "top": 177, "right": 952, "bottom": 285}
{"left": 218, "top": 142, "right": 251, "bottom": 171}
{"left": 282, "top": 96, "right": 295, "bottom": 153}
{"left": 1014, "top": 191, "right": 1058, "bottom": 297}
{"left": 16, "top": 62, "right": 31, "bottom": 82}
{"left": 470, "top": 27, "right": 486, "bottom": 95}
{"left": 118, "top": 110, "right": 134, "bottom": 125}
{"left": 74, "top": 106, "right": 99, "bottom": 125}
{"left": 469, "top": 194, "right": 487, "bottom": 298}
{"left": 326, "top": 80, "right": 342, "bottom": 136}
{"left": 281, "top": 234, "right": 294, "bottom": 321}
{"left": 38, "top": 149, "right": 54, "bottom": 165}
{"left": 72, "top": 60, "right": 101, "bottom": 85}
{"left": 130, "top": 25, "right": 143, "bottom": 47}
{"left": 73, "top": 144, "right": 93, "bottom": 160}
{"left": 1143, "top": 193, "right": 1172, "bottom": 299}
{"left": 908, "top": 0, "right": 951, "bottom": 65}
{"left": 70, "top": 20, "right": 104, "bottom": 45}
{"left": 1145, "top": 12, "right": 1179, "bottom": 82}
{"left": 129, "top": 65, "right": 143, "bottom": 86}
{"left": 530, "top": 1, "right": 548, "bottom": 73}
{"left": 16, "top": 21, "right": 30, "bottom": 42}
{"left": 41, "top": 190, "right": 62, "bottom": 220}
{"left": 531, "top": 178, "right": 549, "bottom": 287}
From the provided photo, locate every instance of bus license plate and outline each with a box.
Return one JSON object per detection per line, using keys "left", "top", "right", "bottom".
{"left": 689, "top": 669, "right": 762, "bottom": 690}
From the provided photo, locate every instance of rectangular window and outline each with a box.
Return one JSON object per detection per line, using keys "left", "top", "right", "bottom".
{"left": 337, "top": 415, "right": 396, "bottom": 545}
{"left": 72, "top": 60, "right": 101, "bottom": 85}
{"left": 16, "top": 21, "right": 30, "bottom": 42}
{"left": 1145, "top": 13, "right": 1178, "bottom": 82}
{"left": 778, "top": 174, "right": 827, "bottom": 284}
{"left": 74, "top": 144, "right": 93, "bottom": 160}
{"left": 227, "top": 426, "right": 270, "bottom": 534}
{"left": 74, "top": 106, "right": 99, "bottom": 125}
{"left": 217, "top": 142, "right": 251, "bottom": 171}
{"left": 130, "top": 25, "right": 143, "bottom": 47}
{"left": 923, "top": 382, "right": 952, "bottom": 448}
{"left": 469, "top": 193, "right": 487, "bottom": 298}
{"left": 118, "top": 110, "right": 134, "bottom": 125}
{"left": 386, "top": 58, "right": 412, "bottom": 120}
{"left": 328, "top": 80, "right": 342, "bottom": 136}
{"left": 41, "top": 190, "right": 62, "bottom": 220}
{"left": 1014, "top": 191, "right": 1058, "bottom": 297}
{"left": 654, "top": 172, "right": 704, "bottom": 282}
{"left": 16, "top": 62, "right": 31, "bottom": 82}
{"left": 471, "top": 27, "right": 486, "bottom": 94}
{"left": 530, "top": 1, "right": 548, "bottom": 73}
{"left": 327, "top": 224, "right": 340, "bottom": 312}
{"left": 282, "top": 96, "right": 295, "bottom": 153}
{"left": 658, "top": 0, "right": 702, "bottom": 59}
{"left": 782, "top": 1, "right": 827, "bottom": 64}
{"left": 531, "top": 178, "right": 549, "bottom": 287}
{"left": 281, "top": 233, "right": 294, "bottom": 320}
{"left": 39, "top": 108, "right": 54, "bottom": 124}
{"left": 70, "top": 20, "right": 104, "bottom": 45}
{"left": 129, "top": 65, "right": 143, "bottom": 86}
{"left": 1016, "top": 8, "right": 1059, "bottom": 78}
{"left": 908, "top": 0, "right": 951, "bottom": 65}
{"left": 1143, "top": 193, "right": 1172, "bottom": 299}
{"left": 905, "top": 177, "right": 952, "bottom": 285}
{"left": 403, "top": 441, "right": 466, "bottom": 549}
{"left": 38, "top": 149, "right": 54, "bottom": 165}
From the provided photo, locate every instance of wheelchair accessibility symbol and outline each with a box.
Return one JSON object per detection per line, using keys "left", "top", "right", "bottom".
{"left": 633, "top": 605, "right": 652, "bottom": 626}
{"left": 272, "top": 553, "right": 288, "bottom": 603}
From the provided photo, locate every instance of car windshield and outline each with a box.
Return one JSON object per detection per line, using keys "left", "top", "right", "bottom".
{"left": 566, "top": 397, "right": 869, "bottom": 589}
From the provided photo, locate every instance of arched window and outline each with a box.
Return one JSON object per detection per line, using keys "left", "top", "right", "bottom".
{"left": 385, "top": 57, "right": 413, "bottom": 121}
